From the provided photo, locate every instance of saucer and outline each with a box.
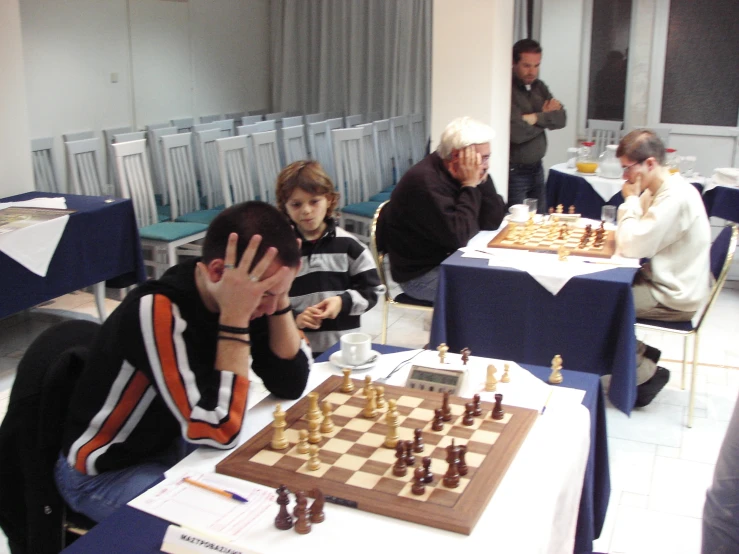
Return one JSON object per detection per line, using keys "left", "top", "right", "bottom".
{"left": 504, "top": 213, "right": 529, "bottom": 224}
{"left": 576, "top": 171, "right": 597, "bottom": 177}
{"left": 329, "top": 350, "right": 380, "bottom": 371}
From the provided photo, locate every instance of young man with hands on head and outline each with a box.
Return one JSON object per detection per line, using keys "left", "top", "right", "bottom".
{"left": 55, "top": 202, "right": 311, "bottom": 522}
{"left": 615, "top": 129, "right": 711, "bottom": 406}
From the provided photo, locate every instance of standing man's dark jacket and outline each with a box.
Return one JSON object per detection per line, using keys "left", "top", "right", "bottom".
{"left": 383, "top": 152, "right": 506, "bottom": 283}
{"left": 509, "top": 75, "right": 567, "bottom": 165}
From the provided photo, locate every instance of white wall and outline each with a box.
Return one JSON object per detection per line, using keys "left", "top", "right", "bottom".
{"left": 539, "top": 0, "right": 586, "bottom": 172}
{"left": 0, "top": 0, "right": 34, "bottom": 196}
{"left": 431, "top": 0, "right": 513, "bottom": 199}
{"left": 18, "top": 0, "right": 271, "bottom": 192}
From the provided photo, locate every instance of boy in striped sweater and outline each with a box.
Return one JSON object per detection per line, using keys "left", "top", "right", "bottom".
{"left": 276, "top": 161, "right": 384, "bottom": 357}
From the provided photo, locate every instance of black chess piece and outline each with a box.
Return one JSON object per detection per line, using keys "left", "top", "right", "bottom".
{"left": 422, "top": 456, "right": 434, "bottom": 484}
{"left": 462, "top": 402, "right": 475, "bottom": 426}
{"left": 442, "top": 391, "right": 452, "bottom": 422}
{"left": 309, "top": 488, "right": 325, "bottom": 524}
{"left": 458, "top": 444, "right": 469, "bottom": 476}
{"left": 294, "top": 492, "right": 311, "bottom": 534}
{"left": 472, "top": 394, "right": 482, "bottom": 417}
{"left": 412, "top": 428, "right": 425, "bottom": 453}
{"left": 411, "top": 466, "right": 426, "bottom": 495}
{"left": 404, "top": 440, "right": 416, "bottom": 466}
{"left": 432, "top": 407, "right": 444, "bottom": 431}
{"left": 393, "top": 441, "right": 408, "bottom": 476}
{"left": 275, "top": 485, "right": 293, "bottom": 530}
{"left": 492, "top": 393, "right": 505, "bottom": 420}
{"left": 443, "top": 440, "right": 460, "bottom": 488}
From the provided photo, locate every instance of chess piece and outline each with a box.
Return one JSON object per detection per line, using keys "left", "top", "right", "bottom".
{"left": 375, "top": 385, "right": 386, "bottom": 410}
{"left": 307, "top": 444, "right": 321, "bottom": 471}
{"left": 309, "top": 489, "right": 325, "bottom": 524}
{"left": 549, "top": 354, "right": 564, "bottom": 384}
{"left": 472, "top": 394, "right": 482, "bottom": 417}
{"left": 412, "top": 466, "right": 426, "bottom": 495}
{"left": 275, "top": 485, "right": 293, "bottom": 530}
{"left": 492, "top": 393, "right": 505, "bottom": 420}
{"left": 568, "top": 205, "right": 576, "bottom": 214}
{"left": 393, "top": 442, "right": 407, "bottom": 476}
{"left": 340, "top": 368, "right": 355, "bottom": 393}
{"left": 557, "top": 244, "right": 570, "bottom": 261}
{"left": 556, "top": 204, "right": 564, "bottom": 214}
{"left": 293, "top": 492, "right": 311, "bottom": 534}
{"left": 404, "top": 440, "right": 416, "bottom": 466}
{"left": 271, "top": 404, "right": 289, "bottom": 450}
{"left": 320, "top": 401, "right": 334, "bottom": 434}
{"left": 361, "top": 375, "right": 374, "bottom": 397}
{"left": 437, "top": 343, "right": 449, "bottom": 364}
{"left": 422, "top": 456, "right": 434, "bottom": 483}
{"left": 501, "top": 364, "right": 510, "bottom": 383}
{"left": 306, "top": 392, "right": 321, "bottom": 424}
{"left": 308, "top": 418, "right": 322, "bottom": 444}
{"left": 431, "top": 408, "right": 444, "bottom": 431}
{"left": 363, "top": 386, "right": 378, "bottom": 418}
{"left": 443, "top": 440, "right": 461, "bottom": 488}
{"left": 462, "top": 402, "right": 475, "bottom": 426}
{"left": 412, "top": 428, "right": 424, "bottom": 453}
{"left": 460, "top": 347, "right": 471, "bottom": 365}
{"left": 384, "top": 399, "right": 400, "bottom": 448}
{"left": 548, "top": 206, "right": 555, "bottom": 215}
{"left": 296, "top": 429, "right": 310, "bottom": 454}
{"left": 441, "top": 391, "right": 452, "bottom": 422}
{"left": 485, "top": 364, "right": 498, "bottom": 392}
{"left": 458, "top": 444, "right": 468, "bottom": 476}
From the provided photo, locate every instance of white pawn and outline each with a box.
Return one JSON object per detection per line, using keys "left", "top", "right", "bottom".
{"left": 297, "top": 429, "right": 309, "bottom": 454}
{"left": 549, "top": 355, "right": 563, "bottom": 384}
{"left": 320, "top": 401, "right": 334, "bottom": 434}
{"left": 501, "top": 363, "right": 510, "bottom": 383}
{"left": 307, "top": 444, "right": 321, "bottom": 471}
{"left": 363, "top": 387, "right": 378, "bottom": 418}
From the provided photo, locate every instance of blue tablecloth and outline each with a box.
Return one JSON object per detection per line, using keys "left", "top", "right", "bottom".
{"left": 430, "top": 251, "right": 638, "bottom": 414}
{"left": 63, "top": 343, "right": 609, "bottom": 554}
{"left": 703, "top": 186, "right": 739, "bottom": 224}
{"left": 546, "top": 168, "right": 622, "bottom": 220}
{"left": 0, "top": 192, "right": 146, "bottom": 319}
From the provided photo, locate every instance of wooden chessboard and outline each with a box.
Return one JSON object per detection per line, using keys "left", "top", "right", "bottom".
{"left": 216, "top": 376, "right": 537, "bottom": 535}
{"left": 487, "top": 221, "right": 616, "bottom": 258}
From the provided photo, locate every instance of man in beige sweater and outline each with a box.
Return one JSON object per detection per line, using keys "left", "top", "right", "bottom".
{"left": 616, "top": 129, "right": 711, "bottom": 405}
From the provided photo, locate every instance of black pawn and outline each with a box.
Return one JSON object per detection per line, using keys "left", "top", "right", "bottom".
{"left": 393, "top": 441, "right": 408, "bottom": 476}
{"left": 442, "top": 391, "right": 453, "bottom": 421}
{"left": 492, "top": 393, "right": 505, "bottom": 420}
{"left": 275, "top": 485, "right": 293, "bottom": 530}
{"left": 412, "top": 428, "right": 424, "bottom": 453}
{"left": 462, "top": 402, "right": 475, "bottom": 426}
{"left": 404, "top": 440, "right": 416, "bottom": 466}
{"left": 472, "top": 394, "right": 482, "bottom": 417}
{"left": 422, "top": 456, "right": 434, "bottom": 484}
{"left": 294, "top": 493, "right": 311, "bottom": 534}
{"left": 432, "top": 407, "right": 444, "bottom": 431}
{"left": 458, "top": 444, "right": 468, "bottom": 476}
{"left": 411, "top": 466, "right": 426, "bottom": 495}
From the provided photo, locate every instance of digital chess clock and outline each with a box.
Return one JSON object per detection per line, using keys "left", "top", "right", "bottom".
{"left": 405, "top": 365, "right": 466, "bottom": 395}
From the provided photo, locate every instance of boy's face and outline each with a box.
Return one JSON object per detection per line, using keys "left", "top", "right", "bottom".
{"left": 284, "top": 188, "right": 329, "bottom": 240}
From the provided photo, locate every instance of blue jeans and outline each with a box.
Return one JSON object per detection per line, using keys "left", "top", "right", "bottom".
{"left": 399, "top": 266, "right": 440, "bottom": 303}
{"left": 54, "top": 444, "right": 187, "bottom": 522}
{"left": 508, "top": 162, "right": 545, "bottom": 213}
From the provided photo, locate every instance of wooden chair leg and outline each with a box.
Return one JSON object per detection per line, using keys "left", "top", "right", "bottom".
{"left": 381, "top": 300, "right": 389, "bottom": 344}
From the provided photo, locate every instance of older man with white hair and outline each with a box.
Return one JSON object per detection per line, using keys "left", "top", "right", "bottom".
{"left": 381, "top": 116, "right": 506, "bottom": 303}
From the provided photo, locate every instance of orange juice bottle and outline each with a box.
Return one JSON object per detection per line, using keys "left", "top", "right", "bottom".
{"left": 576, "top": 142, "right": 598, "bottom": 174}
{"left": 666, "top": 148, "right": 680, "bottom": 174}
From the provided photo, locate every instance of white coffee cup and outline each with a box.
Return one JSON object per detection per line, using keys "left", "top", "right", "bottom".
{"left": 340, "top": 332, "right": 372, "bottom": 366}
{"left": 509, "top": 204, "right": 529, "bottom": 222}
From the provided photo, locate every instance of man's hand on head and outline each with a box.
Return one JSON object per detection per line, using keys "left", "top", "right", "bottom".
{"left": 449, "top": 146, "right": 483, "bottom": 187}
{"left": 622, "top": 173, "right": 642, "bottom": 199}
{"left": 522, "top": 113, "right": 538, "bottom": 125}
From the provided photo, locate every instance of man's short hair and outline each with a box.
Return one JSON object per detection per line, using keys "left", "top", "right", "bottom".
{"left": 437, "top": 117, "right": 495, "bottom": 160}
{"left": 616, "top": 129, "right": 666, "bottom": 165}
{"left": 201, "top": 201, "right": 300, "bottom": 269}
{"left": 513, "top": 38, "right": 542, "bottom": 63}
{"left": 275, "top": 160, "right": 340, "bottom": 219}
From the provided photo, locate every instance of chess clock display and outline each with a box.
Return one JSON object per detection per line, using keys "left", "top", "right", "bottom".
{"left": 405, "top": 365, "right": 466, "bottom": 395}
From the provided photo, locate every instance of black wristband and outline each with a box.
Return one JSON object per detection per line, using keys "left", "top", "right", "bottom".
{"left": 218, "top": 335, "right": 251, "bottom": 346}
{"left": 218, "top": 324, "right": 250, "bottom": 334}
{"left": 271, "top": 304, "right": 293, "bottom": 316}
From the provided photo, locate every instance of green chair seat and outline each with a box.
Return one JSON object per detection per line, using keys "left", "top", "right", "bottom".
{"left": 369, "top": 191, "right": 392, "bottom": 202}
{"left": 139, "top": 222, "right": 208, "bottom": 241}
{"left": 341, "top": 201, "right": 382, "bottom": 218}
{"left": 175, "top": 208, "right": 223, "bottom": 225}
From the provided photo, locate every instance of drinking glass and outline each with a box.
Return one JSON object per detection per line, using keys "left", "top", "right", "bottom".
{"left": 601, "top": 205, "right": 616, "bottom": 225}
{"left": 680, "top": 156, "right": 696, "bottom": 178}
{"left": 524, "top": 198, "right": 538, "bottom": 214}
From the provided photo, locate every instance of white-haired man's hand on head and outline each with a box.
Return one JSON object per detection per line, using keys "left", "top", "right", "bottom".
{"left": 449, "top": 146, "right": 484, "bottom": 187}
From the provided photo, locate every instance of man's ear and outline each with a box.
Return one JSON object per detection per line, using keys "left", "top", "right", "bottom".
{"left": 198, "top": 258, "right": 226, "bottom": 283}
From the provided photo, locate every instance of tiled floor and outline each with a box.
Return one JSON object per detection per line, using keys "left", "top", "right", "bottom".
{"left": 1, "top": 282, "right": 737, "bottom": 554}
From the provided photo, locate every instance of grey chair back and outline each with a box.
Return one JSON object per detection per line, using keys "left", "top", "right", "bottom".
{"left": 216, "top": 135, "right": 257, "bottom": 207}
{"left": 65, "top": 138, "right": 105, "bottom": 196}
{"left": 161, "top": 132, "right": 200, "bottom": 219}
{"left": 31, "top": 137, "right": 59, "bottom": 193}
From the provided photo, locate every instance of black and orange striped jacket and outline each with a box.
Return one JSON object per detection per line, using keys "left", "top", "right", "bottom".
{"left": 61, "top": 260, "right": 311, "bottom": 475}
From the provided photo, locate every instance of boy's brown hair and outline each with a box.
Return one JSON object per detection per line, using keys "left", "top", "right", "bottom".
{"left": 275, "top": 160, "right": 340, "bottom": 219}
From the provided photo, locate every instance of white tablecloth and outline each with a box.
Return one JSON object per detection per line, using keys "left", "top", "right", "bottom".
{"left": 161, "top": 351, "right": 591, "bottom": 554}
